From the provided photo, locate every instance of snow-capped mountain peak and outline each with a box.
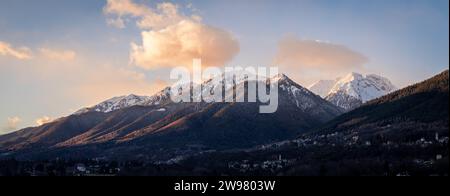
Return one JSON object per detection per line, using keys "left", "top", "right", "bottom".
{"left": 328, "top": 72, "right": 396, "bottom": 102}
{"left": 309, "top": 72, "right": 397, "bottom": 110}
{"left": 76, "top": 72, "right": 338, "bottom": 114}
{"left": 74, "top": 94, "right": 152, "bottom": 114}
{"left": 74, "top": 89, "right": 172, "bottom": 114}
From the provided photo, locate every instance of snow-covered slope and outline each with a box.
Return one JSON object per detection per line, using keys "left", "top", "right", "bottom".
{"left": 76, "top": 71, "right": 265, "bottom": 114}
{"left": 276, "top": 74, "right": 343, "bottom": 115}
{"left": 75, "top": 94, "right": 150, "bottom": 114}
{"left": 308, "top": 79, "right": 338, "bottom": 98}
{"left": 76, "top": 72, "right": 344, "bottom": 114}
{"left": 75, "top": 88, "right": 171, "bottom": 114}
{"left": 278, "top": 74, "right": 319, "bottom": 109}
{"left": 309, "top": 72, "right": 397, "bottom": 111}
{"left": 328, "top": 73, "right": 397, "bottom": 102}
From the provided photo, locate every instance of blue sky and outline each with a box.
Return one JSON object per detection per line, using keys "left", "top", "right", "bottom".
{"left": 0, "top": 0, "right": 448, "bottom": 133}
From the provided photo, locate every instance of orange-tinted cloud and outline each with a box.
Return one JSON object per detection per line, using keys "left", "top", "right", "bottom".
{"left": 104, "top": 0, "right": 188, "bottom": 30}
{"left": 274, "top": 35, "right": 368, "bottom": 85}
{"left": 1, "top": 116, "right": 21, "bottom": 134}
{"left": 104, "top": 0, "right": 148, "bottom": 17}
{"left": 0, "top": 41, "right": 32, "bottom": 60}
{"left": 131, "top": 20, "right": 239, "bottom": 69}
{"left": 275, "top": 36, "right": 368, "bottom": 71}
{"left": 104, "top": 0, "right": 239, "bottom": 69}
{"left": 1, "top": 40, "right": 167, "bottom": 111}
{"left": 39, "top": 48, "right": 76, "bottom": 61}
{"left": 35, "top": 116, "right": 53, "bottom": 126}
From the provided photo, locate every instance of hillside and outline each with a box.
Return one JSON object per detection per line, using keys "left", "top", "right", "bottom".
{"left": 0, "top": 74, "right": 343, "bottom": 161}
{"left": 315, "top": 70, "right": 448, "bottom": 135}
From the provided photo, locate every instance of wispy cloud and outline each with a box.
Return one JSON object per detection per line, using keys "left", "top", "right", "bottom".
{"left": 274, "top": 35, "right": 369, "bottom": 85}
{"left": 1, "top": 40, "right": 78, "bottom": 62}
{"left": 39, "top": 48, "right": 76, "bottom": 61}
{"left": 275, "top": 36, "right": 368, "bottom": 71}
{"left": 104, "top": 0, "right": 187, "bottom": 30}
{"left": 104, "top": 0, "right": 239, "bottom": 69}
{"left": 0, "top": 41, "right": 32, "bottom": 60}
{"left": 35, "top": 116, "right": 53, "bottom": 126}
{"left": 1, "top": 41, "right": 165, "bottom": 111}
{"left": 1, "top": 116, "right": 21, "bottom": 134}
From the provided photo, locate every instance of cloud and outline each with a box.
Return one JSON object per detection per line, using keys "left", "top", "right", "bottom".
{"left": 104, "top": 0, "right": 239, "bottom": 69}
{"left": 104, "top": 0, "right": 186, "bottom": 30}
{"left": 1, "top": 117, "right": 21, "bottom": 134}
{"left": 275, "top": 36, "right": 368, "bottom": 70}
{"left": 274, "top": 35, "right": 368, "bottom": 85}
{"left": 104, "top": 0, "right": 150, "bottom": 19}
{"left": 0, "top": 41, "right": 32, "bottom": 60}
{"left": 106, "top": 17, "right": 126, "bottom": 29}
{"left": 2, "top": 41, "right": 167, "bottom": 112}
{"left": 39, "top": 48, "right": 76, "bottom": 61}
{"left": 1, "top": 41, "right": 77, "bottom": 62}
{"left": 130, "top": 20, "right": 240, "bottom": 69}
{"left": 35, "top": 116, "right": 53, "bottom": 126}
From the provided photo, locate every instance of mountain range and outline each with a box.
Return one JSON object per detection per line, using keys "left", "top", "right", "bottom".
{"left": 161, "top": 70, "right": 449, "bottom": 176}
{"left": 0, "top": 73, "right": 343, "bottom": 160}
{"left": 312, "top": 70, "right": 448, "bottom": 137}
{"left": 309, "top": 72, "right": 397, "bottom": 110}
{"left": 0, "top": 70, "right": 447, "bottom": 176}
